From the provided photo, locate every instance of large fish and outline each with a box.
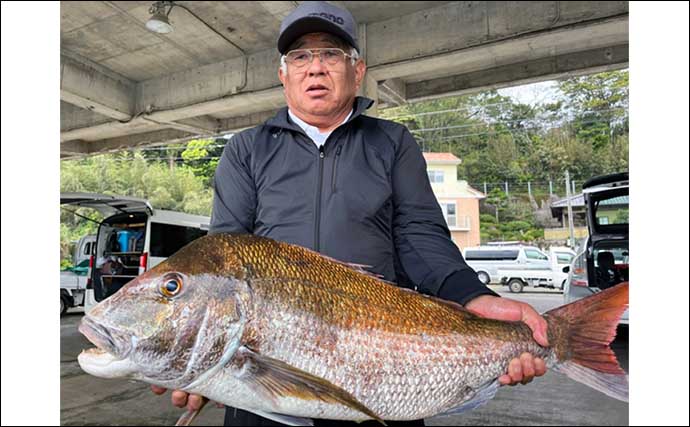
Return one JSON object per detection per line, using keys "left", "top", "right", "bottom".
{"left": 78, "top": 233, "right": 628, "bottom": 425}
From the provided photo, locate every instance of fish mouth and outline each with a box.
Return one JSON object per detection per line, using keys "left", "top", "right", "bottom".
{"left": 78, "top": 316, "right": 138, "bottom": 378}
{"left": 78, "top": 316, "right": 128, "bottom": 359}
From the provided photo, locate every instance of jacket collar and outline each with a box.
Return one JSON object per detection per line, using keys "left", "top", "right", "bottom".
{"left": 265, "top": 96, "right": 374, "bottom": 132}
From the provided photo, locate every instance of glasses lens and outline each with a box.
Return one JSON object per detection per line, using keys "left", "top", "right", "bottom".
{"left": 321, "top": 49, "right": 345, "bottom": 65}
{"left": 287, "top": 50, "right": 311, "bottom": 67}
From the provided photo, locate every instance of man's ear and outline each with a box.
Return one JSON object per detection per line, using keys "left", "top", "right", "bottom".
{"left": 354, "top": 60, "right": 367, "bottom": 90}
{"left": 278, "top": 67, "right": 286, "bottom": 88}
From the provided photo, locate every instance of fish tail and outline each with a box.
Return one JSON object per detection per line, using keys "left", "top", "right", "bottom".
{"left": 544, "top": 282, "right": 628, "bottom": 402}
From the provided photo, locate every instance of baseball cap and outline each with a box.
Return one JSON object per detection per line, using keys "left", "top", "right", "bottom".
{"left": 277, "top": 1, "right": 359, "bottom": 54}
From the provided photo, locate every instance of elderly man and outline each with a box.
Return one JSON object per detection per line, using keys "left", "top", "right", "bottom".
{"left": 152, "top": 2, "right": 548, "bottom": 426}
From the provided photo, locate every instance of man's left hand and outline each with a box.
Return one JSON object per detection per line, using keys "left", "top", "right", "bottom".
{"left": 464, "top": 295, "right": 548, "bottom": 386}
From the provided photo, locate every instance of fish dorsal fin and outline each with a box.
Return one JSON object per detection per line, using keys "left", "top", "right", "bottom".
{"left": 232, "top": 347, "right": 383, "bottom": 424}
{"left": 436, "top": 379, "right": 500, "bottom": 417}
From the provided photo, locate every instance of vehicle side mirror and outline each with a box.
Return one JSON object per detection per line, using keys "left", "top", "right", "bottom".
{"left": 562, "top": 266, "right": 570, "bottom": 273}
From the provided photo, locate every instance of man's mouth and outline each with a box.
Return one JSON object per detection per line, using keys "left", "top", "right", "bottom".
{"left": 306, "top": 84, "right": 329, "bottom": 96}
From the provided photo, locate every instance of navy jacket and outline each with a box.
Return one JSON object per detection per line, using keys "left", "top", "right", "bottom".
{"left": 210, "top": 97, "right": 497, "bottom": 305}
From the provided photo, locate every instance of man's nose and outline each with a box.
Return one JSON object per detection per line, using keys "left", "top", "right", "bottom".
{"left": 307, "top": 54, "right": 327, "bottom": 76}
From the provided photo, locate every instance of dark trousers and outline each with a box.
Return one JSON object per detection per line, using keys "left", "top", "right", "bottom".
{"left": 224, "top": 407, "right": 425, "bottom": 426}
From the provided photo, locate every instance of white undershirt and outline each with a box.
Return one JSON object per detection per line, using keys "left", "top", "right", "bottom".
{"left": 288, "top": 109, "right": 353, "bottom": 148}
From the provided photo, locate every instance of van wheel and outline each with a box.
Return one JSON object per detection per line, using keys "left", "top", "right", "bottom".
{"left": 508, "top": 279, "right": 524, "bottom": 293}
{"left": 60, "top": 296, "right": 67, "bottom": 316}
{"left": 477, "top": 271, "right": 490, "bottom": 285}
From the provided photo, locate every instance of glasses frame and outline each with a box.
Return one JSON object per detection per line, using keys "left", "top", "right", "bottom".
{"left": 283, "top": 47, "right": 357, "bottom": 69}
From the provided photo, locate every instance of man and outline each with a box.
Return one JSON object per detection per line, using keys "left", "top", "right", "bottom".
{"left": 152, "top": 2, "right": 548, "bottom": 425}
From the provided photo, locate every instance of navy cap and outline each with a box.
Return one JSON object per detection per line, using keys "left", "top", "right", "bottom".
{"left": 277, "top": 1, "right": 359, "bottom": 54}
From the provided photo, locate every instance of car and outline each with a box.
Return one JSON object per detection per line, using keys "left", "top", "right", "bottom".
{"left": 563, "top": 172, "right": 629, "bottom": 325}
{"left": 61, "top": 193, "right": 210, "bottom": 312}
{"left": 463, "top": 245, "right": 551, "bottom": 285}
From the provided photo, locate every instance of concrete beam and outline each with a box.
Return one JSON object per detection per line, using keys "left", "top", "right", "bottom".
{"left": 60, "top": 54, "right": 135, "bottom": 121}
{"left": 365, "top": 1, "right": 628, "bottom": 70}
{"left": 60, "top": 1, "right": 628, "bottom": 154}
{"left": 62, "top": 129, "right": 195, "bottom": 157}
{"left": 218, "top": 109, "right": 283, "bottom": 133}
{"left": 406, "top": 44, "right": 629, "bottom": 101}
{"left": 378, "top": 78, "right": 407, "bottom": 106}
{"left": 141, "top": 116, "right": 220, "bottom": 135}
{"left": 367, "top": 16, "right": 628, "bottom": 83}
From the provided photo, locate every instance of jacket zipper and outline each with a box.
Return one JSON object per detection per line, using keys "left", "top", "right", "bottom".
{"left": 314, "top": 145, "right": 325, "bottom": 252}
{"left": 331, "top": 145, "right": 342, "bottom": 193}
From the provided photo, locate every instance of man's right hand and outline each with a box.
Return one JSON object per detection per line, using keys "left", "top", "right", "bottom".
{"left": 150, "top": 386, "right": 210, "bottom": 411}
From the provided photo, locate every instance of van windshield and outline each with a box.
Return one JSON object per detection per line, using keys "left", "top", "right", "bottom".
{"left": 465, "top": 250, "right": 519, "bottom": 261}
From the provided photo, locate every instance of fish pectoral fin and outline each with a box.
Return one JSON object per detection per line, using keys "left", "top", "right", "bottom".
{"left": 436, "top": 379, "right": 499, "bottom": 417}
{"left": 174, "top": 397, "right": 209, "bottom": 426}
{"left": 234, "top": 347, "right": 383, "bottom": 424}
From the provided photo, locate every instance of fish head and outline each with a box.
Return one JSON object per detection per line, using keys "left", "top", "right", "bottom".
{"left": 78, "top": 235, "right": 252, "bottom": 389}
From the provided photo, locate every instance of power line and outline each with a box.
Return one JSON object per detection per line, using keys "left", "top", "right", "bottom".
{"left": 382, "top": 88, "right": 628, "bottom": 121}
{"left": 408, "top": 108, "right": 626, "bottom": 133}
{"left": 415, "top": 117, "right": 624, "bottom": 143}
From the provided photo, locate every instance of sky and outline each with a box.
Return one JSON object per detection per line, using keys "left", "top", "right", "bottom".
{"left": 497, "top": 80, "right": 561, "bottom": 106}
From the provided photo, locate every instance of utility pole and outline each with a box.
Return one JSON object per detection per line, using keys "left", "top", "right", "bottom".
{"left": 565, "top": 170, "right": 575, "bottom": 248}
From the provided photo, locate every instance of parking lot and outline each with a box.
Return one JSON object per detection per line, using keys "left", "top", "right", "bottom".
{"left": 60, "top": 285, "right": 628, "bottom": 426}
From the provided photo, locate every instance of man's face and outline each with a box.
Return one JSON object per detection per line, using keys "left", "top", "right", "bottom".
{"left": 278, "top": 33, "right": 366, "bottom": 121}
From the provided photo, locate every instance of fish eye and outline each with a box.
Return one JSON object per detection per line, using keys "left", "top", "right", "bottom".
{"left": 160, "top": 274, "right": 183, "bottom": 298}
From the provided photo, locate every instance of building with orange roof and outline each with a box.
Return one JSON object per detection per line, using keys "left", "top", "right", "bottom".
{"left": 422, "top": 152, "right": 485, "bottom": 249}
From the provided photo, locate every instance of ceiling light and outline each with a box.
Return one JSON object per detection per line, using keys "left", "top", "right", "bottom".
{"left": 146, "top": 2, "right": 174, "bottom": 34}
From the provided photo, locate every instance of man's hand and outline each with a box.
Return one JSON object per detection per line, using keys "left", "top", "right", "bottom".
{"left": 464, "top": 295, "right": 548, "bottom": 386}
{"left": 150, "top": 386, "right": 223, "bottom": 410}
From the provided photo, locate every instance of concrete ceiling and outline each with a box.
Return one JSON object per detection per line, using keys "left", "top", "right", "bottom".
{"left": 60, "top": 1, "right": 629, "bottom": 158}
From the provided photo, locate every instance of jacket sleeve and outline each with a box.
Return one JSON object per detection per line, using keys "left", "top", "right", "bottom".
{"left": 391, "top": 128, "right": 498, "bottom": 305}
{"left": 209, "top": 132, "right": 257, "bottom": 235}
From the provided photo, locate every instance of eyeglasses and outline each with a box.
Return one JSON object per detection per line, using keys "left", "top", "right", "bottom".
{"left": 284, "top": 48, "right": 355, "bottom": 68}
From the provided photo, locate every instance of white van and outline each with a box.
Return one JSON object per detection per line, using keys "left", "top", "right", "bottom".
{"left": 60, "top": 234, "right": 96, "bottom": 315}
{"left": 463, "top": 245, "right": 551, "bottom": 285}
{"left": 60, "top": 193, "right": 210, "bottom": 312}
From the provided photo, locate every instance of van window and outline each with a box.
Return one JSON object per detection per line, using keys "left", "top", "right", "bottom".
{"left": 555, "top": 252, "right": 574, "bottom": 264}
{"left": 525, "top": 249, "right": 548, "bottom": 261}
{"left": 465, "top": 250, "right": 519, "bottom": 261}
{"left": 83, "top": 242, "right": 91, "bottom": 256}
{"left": 149, "top": 223, "right": 207, "bottom": 257}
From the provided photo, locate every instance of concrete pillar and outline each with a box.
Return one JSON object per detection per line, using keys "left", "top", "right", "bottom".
{"left": 357, "top": 23, "right": 378, "bottom": 117}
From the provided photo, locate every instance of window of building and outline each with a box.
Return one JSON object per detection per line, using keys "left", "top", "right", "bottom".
{"left": 428, "top": 170, "right": 444, "bottom": 183}
{"left": 440, "top": 202, "right": 456, "bottom": 227}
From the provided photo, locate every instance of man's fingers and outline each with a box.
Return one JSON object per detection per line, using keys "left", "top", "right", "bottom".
{"left": 171, "top": 390, "right": 189, "bottom": 408}
{"left": 534, "top": 357, "right": 546, "bottom": 376}
{"left": 150, "top": 385, "right": 167, "bottom": 395}
{"left": 508, "top": 357, "right": 523, "bottom": 384}
{"left": 520, "top": 353, "right": 535, "bottom": 384}
{"left": 187, "top": 394, "right": 205, "bottom": 412}
{"left": 520, "top": 305, "right": 550, "bottom": 347}
{"left": 498, "top": 374, "right": 512, "bottom": 386}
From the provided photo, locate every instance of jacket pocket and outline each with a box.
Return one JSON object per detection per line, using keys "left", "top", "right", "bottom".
{"left": 331, "top": 145, "right": 342, "bottom": 193}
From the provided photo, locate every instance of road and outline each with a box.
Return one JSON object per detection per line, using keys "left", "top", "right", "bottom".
{"left": 60, "top": 286, "right": 628, "bottom": 426}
